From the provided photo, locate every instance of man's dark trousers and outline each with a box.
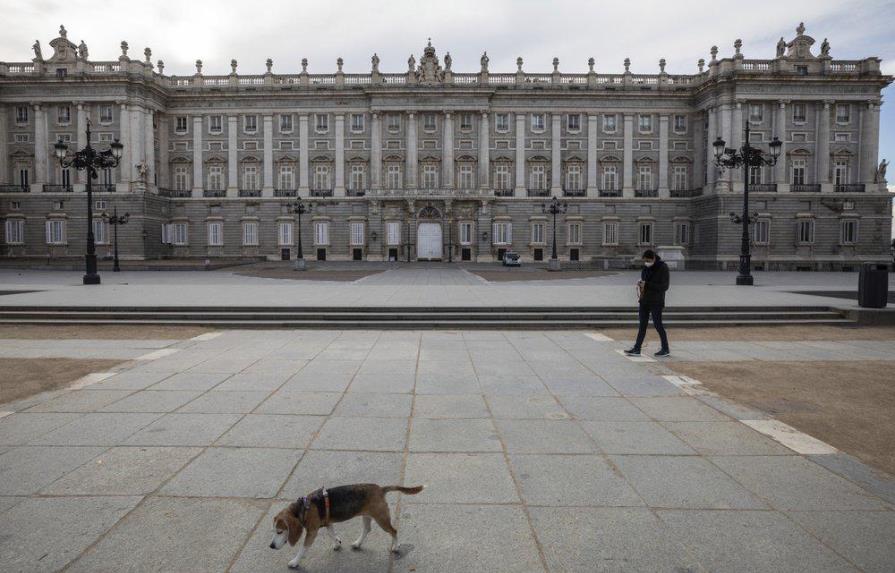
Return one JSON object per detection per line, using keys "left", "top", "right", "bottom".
{"left": 633, "top": 302, "right": 668, "bottom": 351}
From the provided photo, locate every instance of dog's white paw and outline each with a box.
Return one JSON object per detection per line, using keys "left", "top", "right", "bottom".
{"left": 333, "top": 540, "right": 342, "bottom": 551}
{"left": 287, "top": 558, "right": 301, "bottom": 569}
{"left": 351, "top": 542, "right": 362, "bottom": 550}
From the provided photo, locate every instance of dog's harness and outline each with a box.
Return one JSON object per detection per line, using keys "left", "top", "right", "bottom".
{"left": 296, "top": 486, "right": 331, "bottom": 526}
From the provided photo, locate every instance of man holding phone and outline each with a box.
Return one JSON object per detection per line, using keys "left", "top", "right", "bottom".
{"left": 625, "top": 249, "right": 670, "bottom": 357}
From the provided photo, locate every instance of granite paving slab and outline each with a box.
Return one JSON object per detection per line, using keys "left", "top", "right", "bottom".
{"left": 0, "top": 445, "right": 106, "bottom": 495}
{"left": 787, "top": 510, "right": 895, "bottom": 573}
{"left": 510, "top": 454, "right": 644, "bottom": 507}
{"left": 215, "top": 414, "right": 323, "bottom": 449}
{"left": 403, "top": 453, "right": 519, "bottom": 504}
{"left": 280, "top": 450, "right": 404, "bottom": 499}
{"left": 160, "top": 447, "right": 302, "bottom": 498}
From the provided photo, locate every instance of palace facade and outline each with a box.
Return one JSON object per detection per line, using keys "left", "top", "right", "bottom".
{"left": 0, "top": 24, "right": 891, "bottom": 269}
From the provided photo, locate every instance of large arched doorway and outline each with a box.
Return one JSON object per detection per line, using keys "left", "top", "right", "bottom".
{"left": 416, "top": 205, "right": 443, "bottom": 261}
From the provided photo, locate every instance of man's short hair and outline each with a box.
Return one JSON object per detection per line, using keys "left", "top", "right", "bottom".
{"left": 642, "top": 249, "right": 656, "bottom": 260}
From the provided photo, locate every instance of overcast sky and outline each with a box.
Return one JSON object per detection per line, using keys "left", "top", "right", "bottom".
{"left": 2, "top": 0, "right": 894, "bottom": 199}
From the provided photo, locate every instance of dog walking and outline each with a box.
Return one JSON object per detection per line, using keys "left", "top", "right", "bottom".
{"left": 625, "top": 249, "right": 670, "bottom": 357}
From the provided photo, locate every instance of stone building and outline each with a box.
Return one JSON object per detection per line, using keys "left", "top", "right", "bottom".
{"left": 0, "top": 24, "right": 891, "bottom": 269}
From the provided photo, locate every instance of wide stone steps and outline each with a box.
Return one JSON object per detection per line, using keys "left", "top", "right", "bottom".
{"left": 0, "top": 306, "right": 853, "bottom": 328}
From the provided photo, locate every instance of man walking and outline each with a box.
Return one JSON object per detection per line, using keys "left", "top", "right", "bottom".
{"left": 625, "top": 249, "right": 670, "bottom": 357}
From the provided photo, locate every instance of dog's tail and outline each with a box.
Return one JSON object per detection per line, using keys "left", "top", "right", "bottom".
{"left": 382, "top": 485, "right": 425, "bottom": 495}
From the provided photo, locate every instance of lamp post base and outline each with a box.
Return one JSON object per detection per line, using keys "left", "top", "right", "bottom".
{"left": 547, "top": 258, "right": 561, "bottom": 271}
{"left": 735, "top": 274, "right": 754, "bottom": 286}
{"left": 293, "top": 258, "right": 307, "bottom": 271}
{"left": 83, "top": 273, "right": 101, "bottom": 285}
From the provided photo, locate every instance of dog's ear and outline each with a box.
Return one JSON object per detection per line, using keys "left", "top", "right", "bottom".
{"left": 284, "top": 510, "right": 303, "bottom": 546}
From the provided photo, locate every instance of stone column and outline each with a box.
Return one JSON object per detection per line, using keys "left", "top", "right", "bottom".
{"left": 118, "top": 102, "right": 131, "bottom": 186}
{"left": 622, "top": 113, "right": 633, "bottom": 197}
{"left": 861, "top": 101, "right": 880, "bottom": 187}
{"left": 145, "top": 109, "right": 156, "bottom": 190}
{"left": 299, "top": 113, "right": 309, "bottom": 196}
{"left": 514, "top": 113, "right": 525, "bottom": 197}
{"left": 192, "top": 115, "right": 203, "bottom": 197}
{"left": 586, "top": 114, "right": 598, "bottom": 196}
{"left": 0, "top": 105, "right": 7, "bottom": 184}
{"left": 705, "top": 107, "right": 716, "bottom": 191}
{"left": 33, "top": 104, "right": 48, "bottom": 188}
{"left": 130, "top": 105, "right": 145, "bottom": 188}
{"left": 658, "top": 114, "right": 669, "bottom": 197}
{"left": 717, "top": 103, "right": 732, "bottom": 191}
{"left": 76, "top": 103, "right": 88, "bottom": 184}
{"left": 157, "top": 114, "right": 169, "bottom": 189}
{"left": 692, "top": 110, "right": 705, "bottom": 193}
{"left": 817, "top": 100, "right": 831, "bottom": 191}
{"left": 731, "top": 101, "right": 743, "bottom": 188}
{"left": 227, "top": 116, "right": 238, "bottom": 196}
{"left": 263, "top": 114, "right": 274, "bottom": 196}
{"left": 442, "top": 112, "right": 454, "bottom": 189}
{"left": 371, "top": 112, "right": 382, "bottom": 190}
{"left": 551, "top": 113, "right": 561, "bottom": 194}
{"left": 478, "top": 111, "right": 490, "bottom": 190}
{"left": 406, "top": 112, "right": 417, "bottom": 188}
{"left": 775, "top": 101, "right": 788, "bottom": 192}
{"left": 334, "top": 114, "right": 345, "bottom": 196}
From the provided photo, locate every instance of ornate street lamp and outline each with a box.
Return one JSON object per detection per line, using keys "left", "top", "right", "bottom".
{"left": 54, "top": 121, "right": 123, "bottom": 285}
{"left": 103, "top": 207, "right": 130, "bottom": 272}
{"left": 542, "top": 195, "right": 567, "bottom": 271}
{"left": 713, "top": 122, "right": 782, "bottom": 285}
{"left": 291, "top": 197, "right": 312, "bottom": 270}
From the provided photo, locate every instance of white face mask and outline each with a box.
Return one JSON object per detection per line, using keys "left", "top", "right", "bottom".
{"left": 643, "top": 261, "right": 654, "bottom": 267}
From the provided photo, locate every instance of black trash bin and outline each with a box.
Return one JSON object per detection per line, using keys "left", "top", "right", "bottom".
{"left": 858, "top": 263, "right": 889, "bottom": 308}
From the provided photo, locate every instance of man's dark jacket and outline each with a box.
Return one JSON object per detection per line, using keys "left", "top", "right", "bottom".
{"left": 640, "top": 256, "right": 670, "bottom": 307}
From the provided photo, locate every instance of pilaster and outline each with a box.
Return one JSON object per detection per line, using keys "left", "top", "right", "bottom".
{"left": 658, "top": 114, "right": 669, "bottom": 197}
{"left": 298, "top": 114, "right": 309, "bottom": 196}
{"left": 0, "top": 104, "right": 7, "bottom": 184}
{"left": 405, "top": 112, "right": 417, "bottom": 188}
{"left": 514, "top": 113, "right": 525, "bottom": 197}
{"left": 705, "top": 107, "right": 716, "bottom": 192}
{"left": 263, "top": 114, "right": 274, "bottom": 196}
{"left": 192, "top": 114, "right": 203, "bottom": 197}
{"left": 586, "top": 114, "right": 598, "bottom": 196}
{"left": 118, "top": 102, "right": 131, "bottom": 187}
{"left": 144, "top": 109, "right": 156, "bottom": 190}
{"left": 775, "top": 100, "right": 789, "bottom": 192}
{"left": 478, "top": 111, "right": 490, "bottom": 189}
{"left": 622, "top": 113, "right": 633, "bottom": 197}
{"left": 731, "top": 101, "right": 744, "bottom": 189}
{"left": 861, "top": 101, "right": 880, "bottom": 186}
{"left": 442, "top": 111, "right": 454, "bottom": 189}
{"left": 227, "top": 116, "right": 238, "bottom": 196}
{"left": 76, "top": 103, "right": 88, "bottom": 184}
{"left": 817, "top": 100, "right": 831, "bottom": 191}
{"left": 33, "top": 104, "right": 48, "bottom": 186}
{"left": 551, "top": 113, "right": 561, "bottom": 194}
{"left": 157, "top": 114, "right": 169, "bottom": 190}
{"left": 371, "top": 112, "right": 382, "bottom": 190}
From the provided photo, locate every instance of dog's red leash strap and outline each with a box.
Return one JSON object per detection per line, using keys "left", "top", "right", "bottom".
{"left": 322, "top": 487, "right": 330, "bottom": 525}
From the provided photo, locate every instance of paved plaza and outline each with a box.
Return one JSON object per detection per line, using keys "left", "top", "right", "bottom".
{"left": 1, "top": 327, "right": 894, "bottom": 572}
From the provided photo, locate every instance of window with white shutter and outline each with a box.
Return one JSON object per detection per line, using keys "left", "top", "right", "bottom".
{"left": 492, "top": 222, "right": 512, "bottom": 245}
{"left": 242, "top": 221, "right": 259, "bottom": 246}
{"left": 5, "top": 219, "right": 24, "bottom": 244}
{"left": 93, "top": 219, "right": 109, "bottom": 244}
{"left": 602, "top": 221, "right": 619, "bottom": 246}
{"left": 568, "top": 222, "right": 582, "bottom": 245}
{"left": 350, "top": 222, "right": 365, "bottom": 246}
{"left": 386, "top": 221, "right": 401, "bottom": 245}
{"left": 314, "top": 221, "right": 330, "bottom": 245}
{"left": 278, "top": 222, "right": 293, "bottom": 246}
{"left": 459, "top": 222, "right": 472, "bottom": 245}
{"left": 46, "top": 220, "right": 66, "bottom": 244}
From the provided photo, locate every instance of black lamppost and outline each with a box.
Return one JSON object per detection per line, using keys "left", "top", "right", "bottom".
{"left": 54, "top": 121, "right": 123, "bottom": 285}
{"left": 542, "top": 195, "right": 567, "bottom": 271}
{"left": 713, "top": 122, "right": 782, "bottom": 286}
{"left": 104, "top": 207, "right": 129, "bottom": 272}
{"left": 292, "top": 197, "right": 311, "bottom": 271}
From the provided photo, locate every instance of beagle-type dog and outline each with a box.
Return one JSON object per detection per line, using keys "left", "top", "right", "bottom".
{"left": 270, "top": 483, "right": 424, "bottom": 569}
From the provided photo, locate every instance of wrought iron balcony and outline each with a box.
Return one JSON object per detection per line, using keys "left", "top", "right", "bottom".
{"left": 203, "top": 189, "right": 226, "bottom": 197}
{"left": 834, "top": 183, "right": 865, "bottom": 192}
{"left": 274, "top": 189, "right": 297, "bottom": 197}
{"left": 310, "top": 188, "right": 334, "bottom": 197}
{"left": 669, "top": 188, "right": 703, "bottom": 198}
{"left": 635, "top": 188, "right": 658, "bottom": 198}
{"left": 42, "top": 184, "right": 73, "bottom": 193}
{"left": 598, "top": 188, "right": 622, "bottom": 197}
{"left": 158, "top": 188, "right": 191, "bottom": 198}
{"left": 493, "top": 188, "right": 515, "bottom": 197}
{"left": 347, "top": 188, "right": 367, "bottom": 197}
{"left": 95, "top": 183, "right": 117, "bottom": 192}
{"left": 562, "top": 188, "right": 586, "bottom": 197}
{"left": 0, "top": 184, "right": 30, "bottom": 193}
{"left": 526, "top": 188, "right": 550, "bottom": 197}
{"left": 791, "top": 184, "right": 821, "bottom": 192}
{"left": 750, "top": 184, "right": 778, "bottom": 192}
{"left": 238, "top": 189, "right": 262, "bottom": 197}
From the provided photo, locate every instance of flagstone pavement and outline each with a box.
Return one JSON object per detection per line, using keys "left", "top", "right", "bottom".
{"left": 1, "top": 329, "right": 893, "bottom": 572}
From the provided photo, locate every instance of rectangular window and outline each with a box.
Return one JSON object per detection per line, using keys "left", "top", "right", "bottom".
{"left": 602, "top": 114, "right": 617, "bottom": 133}
{"left": 672, "top": 166, "right": 688, "bottom": 191}
{"left": 46, "top": 219, "right": 66, "bottom": 244}
{"left": 566, "top": 165, "right": 582, "bottom": 191}
{"left": 351, "top": 113, "right": 365, "bottom": 132}
{"left": 835, "top": 104, "right": 850, "bottom": 123}
{"left": 278, "top": 222, "right": 293, "bottom": 246}
{"left": 167, "top": 222, "right": 188, "bottom": 245}
{"left": 423, "top": 113, "right": 436, "bottom": 131}
{"left": 748, "top": 165, "right": 763, "bottom": 185}
{"left": 242, "top": 221, "right": 259, "bottom": 246}
{"left": 638, "top": 114, "right": 652, "bottom": 133}
{"left": 99, "top": 105, "right": 113, "bottom": 123}
{"left": 833, "top": 161, "right": 849, "bottom": 185}
{"left": 174, "top": 166, "right": 189, "bottom": 191}
{"left": 350, "top": 164, "right": 366, "bottom": 190}
{"left": 797, "top": 219, "right": 814, "bottom": 244}
{"left": 568, "top": 222, "right": 582, "bottom": 245}
{"left": 209, "top": 115, "right": 223, "bottom": 133}
{"left": 15, "top": 106, "right": 29, "bottom": 124}
{"left": 494, "top": 164, "right": 511, "bottom": 190}
{"left": 749, "top": 104, "right": 763, "bottom": 123}
{"left": 350, "top": 221, "right": 365, "bottom": 246}
{"left": 638, "top": 222, "right": 653, "bottom": 245}
{"left": 313, "top": 165, "right": 330, "bottom": 190}
{"left": 57, "top": 105, "right": 71, "bottom": 125}
{"left": 792, "top": 103, "right": 807, "bottom": 123}
{"left": 386, "top": 165, "right": 402, "bottom": 189}
{"left": 495, "top": 113, "right": 509, "bottom": 132}
{"left": 791, "top": 159, "right": 806, "bottom": 185}
{"left": 834, "top": 132, "right": 850, "bottom": 143}
{"left": 278, "top": 165, "right": 295, "bottom": 190}
{"left": 673, "top": 115, "right": 686, "bottom": 132}
{"left": 460, "top": 113, "right": 473, "bottom": 130}
{"left": 280, "top": 114, "right": 293, "bottom": 133}
{"left": 386, "top": 221, "right": 401, "bottom": 245}
{"left": 602, "top": 166, "right": 618, "bottom": 190}
{"left": 315, "top": 114, "right": 329, "bottom": 133}
{"left": 422, "top": 165, "right": 438, "bottom": 188}
{"left": 637, "top": 166, "right": 652, "bottom": 191}
{"left": 175, "top": 116, "right": 188, "bottom": 133}
{"left": 492, "top": 222, "right": 512, "bottom": 244}
{"left": 243, "top": 166, "right": 258, "bottom": 190}
{"left": 530, "top": 113, "right": 545, "bottom": 131}
{"left": 531, "top": 222, "right": 545, "bottom": 244}
{"left": 207, "top": 165, "right": 223, "bottom": 190}
{"left": 840, "top": 219, "right": 857, "bottom": 245}
{"left": 243, "top": 115, "right": 258, "bottom": 133}
{"left": 459, "top": 222, "right": 472, "bottom": 245}
{"left": 387, "top": 114, "right": 400, "bottom": 131}
{"left": 530, "top": 165, "right": 546, "bottom": 190}
{"left": 753, "top": 219, "right": 770, "bottom": 245}
{"left": 18, "top": 167, "right": 30, "bottom": 187}
{"left": 93, "top": 219, "right": 108, "bottom": 245}
{"left": 5, "top": 219, "right": 24, "bottom": 244}
{"left": 458, "top": 164, "right": 475, "bottom": 190}
{"left": 603, "top": 221, "right": 619, "bottom": 246}
{"left": 207, "top": 221, "right": 223, "bottom": 246}
{"left": 675, "top": 222, "right": 690, "bottom": 246}
{"left": 314, "top": 221, "right": 330, "bottom": 245}
{"left": 567, "top": 114, "right": 581, "bottom": 132}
